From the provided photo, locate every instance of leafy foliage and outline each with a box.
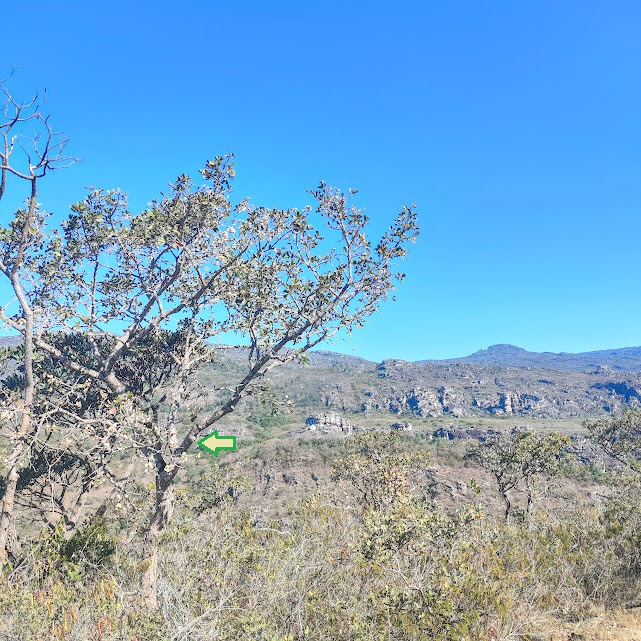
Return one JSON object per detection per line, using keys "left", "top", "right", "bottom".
{"left": 584, "top": 409, "right": 641, "bottom": 472}
{"left": 330, "top": 431, "right": 429, "bottom": 509}
{"left": 468, "top": 429, "right": 570, "bottom": 519}
{"left": 1, "top": 119, "right": 418, "bottom": 568}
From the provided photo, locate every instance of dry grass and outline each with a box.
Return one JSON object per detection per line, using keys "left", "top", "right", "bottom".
{"left": 2, "top": 432, "right": 641, "bottom": 640}
{"left": 544, "top": 607, "right": 641, "bottom": 640}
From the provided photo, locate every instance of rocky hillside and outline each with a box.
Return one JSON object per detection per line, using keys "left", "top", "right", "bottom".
{"left": 255, "top": 345, "right": 641, "bottom": 419}
{"left": 3, "top": 337, "right": 641, "bottom": 420}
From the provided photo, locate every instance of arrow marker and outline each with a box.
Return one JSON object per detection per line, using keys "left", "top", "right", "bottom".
{"left": 197, "top": 430, "right": 237, "bottom": 456}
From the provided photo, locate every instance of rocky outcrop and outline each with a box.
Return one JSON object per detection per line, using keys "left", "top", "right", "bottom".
{"left": 204, "top": 346, "right": 641, "bottom": 422}
{"left": 390, "top": 421, "right": 413, "bottom": 432}
{"left": 432, "top": 426, "right": 500, "bottom": 441}
{"left": 320, "top": 361, "right": 641, "bottom": 419}
{"left": 304, "top": 413, "right": 356, "bottom": 436}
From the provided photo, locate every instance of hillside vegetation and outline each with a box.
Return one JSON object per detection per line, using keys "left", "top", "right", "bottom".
{"left": 3, "top": 351, "right": 641, "bottom": 639}
{"left": 2, "top": 423, "right": 641, "bottom": 640}
{"left": 1, "top": 72, "right": 640, "bottom": 640}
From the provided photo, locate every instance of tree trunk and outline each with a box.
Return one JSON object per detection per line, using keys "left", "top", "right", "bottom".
{"left": 525, "top": 479, "right": 533, "bottom": 517}
{"left": 0, "top": 274, "right": 35, "bottom": 561}
{"left": 0, "top": 458, "right": 23, "bottom": 561}
{"left": 0, "top": 181, "right": 41, "bottom": 561}
{"left": 141, "top": 468, "right": 176, "bottom": 608}
{"left": 141, "top": 548, "right": 159, "bottom": 609}
{"left": 501, "top": 490, "right": 511, "bottom": 522}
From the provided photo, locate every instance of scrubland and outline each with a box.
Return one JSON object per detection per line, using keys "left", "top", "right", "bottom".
{"left": 2, "top": 428, "right": 641, "bottom": 641}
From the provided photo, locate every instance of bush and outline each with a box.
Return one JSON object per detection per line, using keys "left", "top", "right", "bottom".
{"left": 33, "top": 517, "right": 116, "bottom": 582}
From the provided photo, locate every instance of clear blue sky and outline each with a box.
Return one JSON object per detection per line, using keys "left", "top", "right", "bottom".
{"left": 2, "top": 1, "right": 640, "bottom": 361}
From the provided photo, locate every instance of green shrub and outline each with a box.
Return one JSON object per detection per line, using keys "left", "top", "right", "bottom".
{"left": 34, "top": 517, "right": 116, "bottom": 582}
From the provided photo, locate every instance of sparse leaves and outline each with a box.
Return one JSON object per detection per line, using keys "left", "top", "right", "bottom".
{"left": 468, "top": 429, "right": 570, "bottom": 520}
{"left": 585, "top": 409, "right": 641, "bottom": 473}
{"left": 0, "top": 76, "right": 419, "bottom": 569}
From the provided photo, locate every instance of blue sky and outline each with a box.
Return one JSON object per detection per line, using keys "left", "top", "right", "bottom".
{"left": 2, "top": 1, "right": 640, "bottom": 361}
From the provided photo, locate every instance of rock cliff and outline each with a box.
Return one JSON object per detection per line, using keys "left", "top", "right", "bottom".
{"left": 262, "top": 348, "right": 641, "bottom": 419}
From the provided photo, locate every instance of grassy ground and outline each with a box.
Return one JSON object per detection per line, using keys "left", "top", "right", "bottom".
{"left": 548, "top": 608, "right": 641, "bottom": 640}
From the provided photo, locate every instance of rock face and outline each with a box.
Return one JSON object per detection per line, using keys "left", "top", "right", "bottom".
{"left": 390, "top": 421, "right": 413, "bottom": 432}
{"left": 432, "top": 426, "right": 500, "bottom": 441}
{"left": 341, "top": 360, "right": 641, "bottom": 419}
{"left": 305, "top": 413, "right": 356, "bottom": 436}
{"left": 288, "top": 360, "right": 641, "bottom": 419}
{"left": 206, "top": 344, "right": 641, "bottom": 421}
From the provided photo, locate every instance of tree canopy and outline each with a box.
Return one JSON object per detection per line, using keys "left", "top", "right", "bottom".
{"left": 0, "top": 75, "right": 418, "bottom": 602}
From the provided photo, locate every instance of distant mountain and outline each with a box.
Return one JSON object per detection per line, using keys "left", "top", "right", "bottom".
{"left": 0, "top": 336, "right": 20, "bottom": 348}
{"left": 417, "top": 344, "right": 641, "bottom": 372}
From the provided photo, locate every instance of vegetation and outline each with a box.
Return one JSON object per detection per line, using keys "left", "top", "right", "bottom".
{"left": 1, "top": 430, "right": 641, "bottom": 640}
{"left": 585, "top": 409, "right": 641, "bottom": 472}
{"left": 2, "top": 76, "right": 641, "bottom": 639}
{"left": 0, "top": 74, "right": 417, "bottom": 604}
{"left": 467, "top": 429, "right": 570, "bottom": 520}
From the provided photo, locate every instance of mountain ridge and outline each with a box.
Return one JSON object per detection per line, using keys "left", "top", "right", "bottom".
{"left": 415, "top": 344, "right": 641, "bottom": 372}
{"left": 2, "top": 333, "right": 641, "bottom": 372}
{"left": 2, "top": 335, "right": 641, "bottom": 418}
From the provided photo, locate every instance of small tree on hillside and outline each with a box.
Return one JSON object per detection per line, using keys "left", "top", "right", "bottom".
{"left": 585, "top": 411, "right": 641, "bottom": 585}
{"left": 331, "top": 432, "right": 431, "bottom": 561}
{"left": 331, "top": 431, "right": 429, "bottom": 510}
{"left": 468, "top": 429, "right": 569, "bottom": 520}
{"left": 585, "top": 410, "right": 641, "bottom": 473}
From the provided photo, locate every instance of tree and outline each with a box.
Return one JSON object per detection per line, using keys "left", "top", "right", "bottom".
{"left": 585, "top": 411, "right": 641, "bottom": 591}
{"left": 0, "top": 76, "right": 419, "bottom": 603}
{"left": 331, "top": 431, "right": 429, "bottom": 510}
{"left": 331, "top": 431, "right": 432, "bottom": 563}
{"left": 0, "top": 71, "right": 75, "bottom": 558}
{"left": 468, "top": 429, "right": 569, "bottom": 521}
{"left": 585, "top": 409, "right": 641, "bottom": 473}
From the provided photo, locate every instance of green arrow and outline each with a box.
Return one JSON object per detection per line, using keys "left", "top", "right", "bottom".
{"left": 197, "top": 430, "right": 237, "bottom": 456}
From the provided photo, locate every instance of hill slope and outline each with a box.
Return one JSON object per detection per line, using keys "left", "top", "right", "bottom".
{"left": 232, "top": 344, "right": 641, "bottom": 420}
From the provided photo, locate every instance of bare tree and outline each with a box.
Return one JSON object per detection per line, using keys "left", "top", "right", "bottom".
{"left": 0, "top": 71, "right": 76, "bottom": 560}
